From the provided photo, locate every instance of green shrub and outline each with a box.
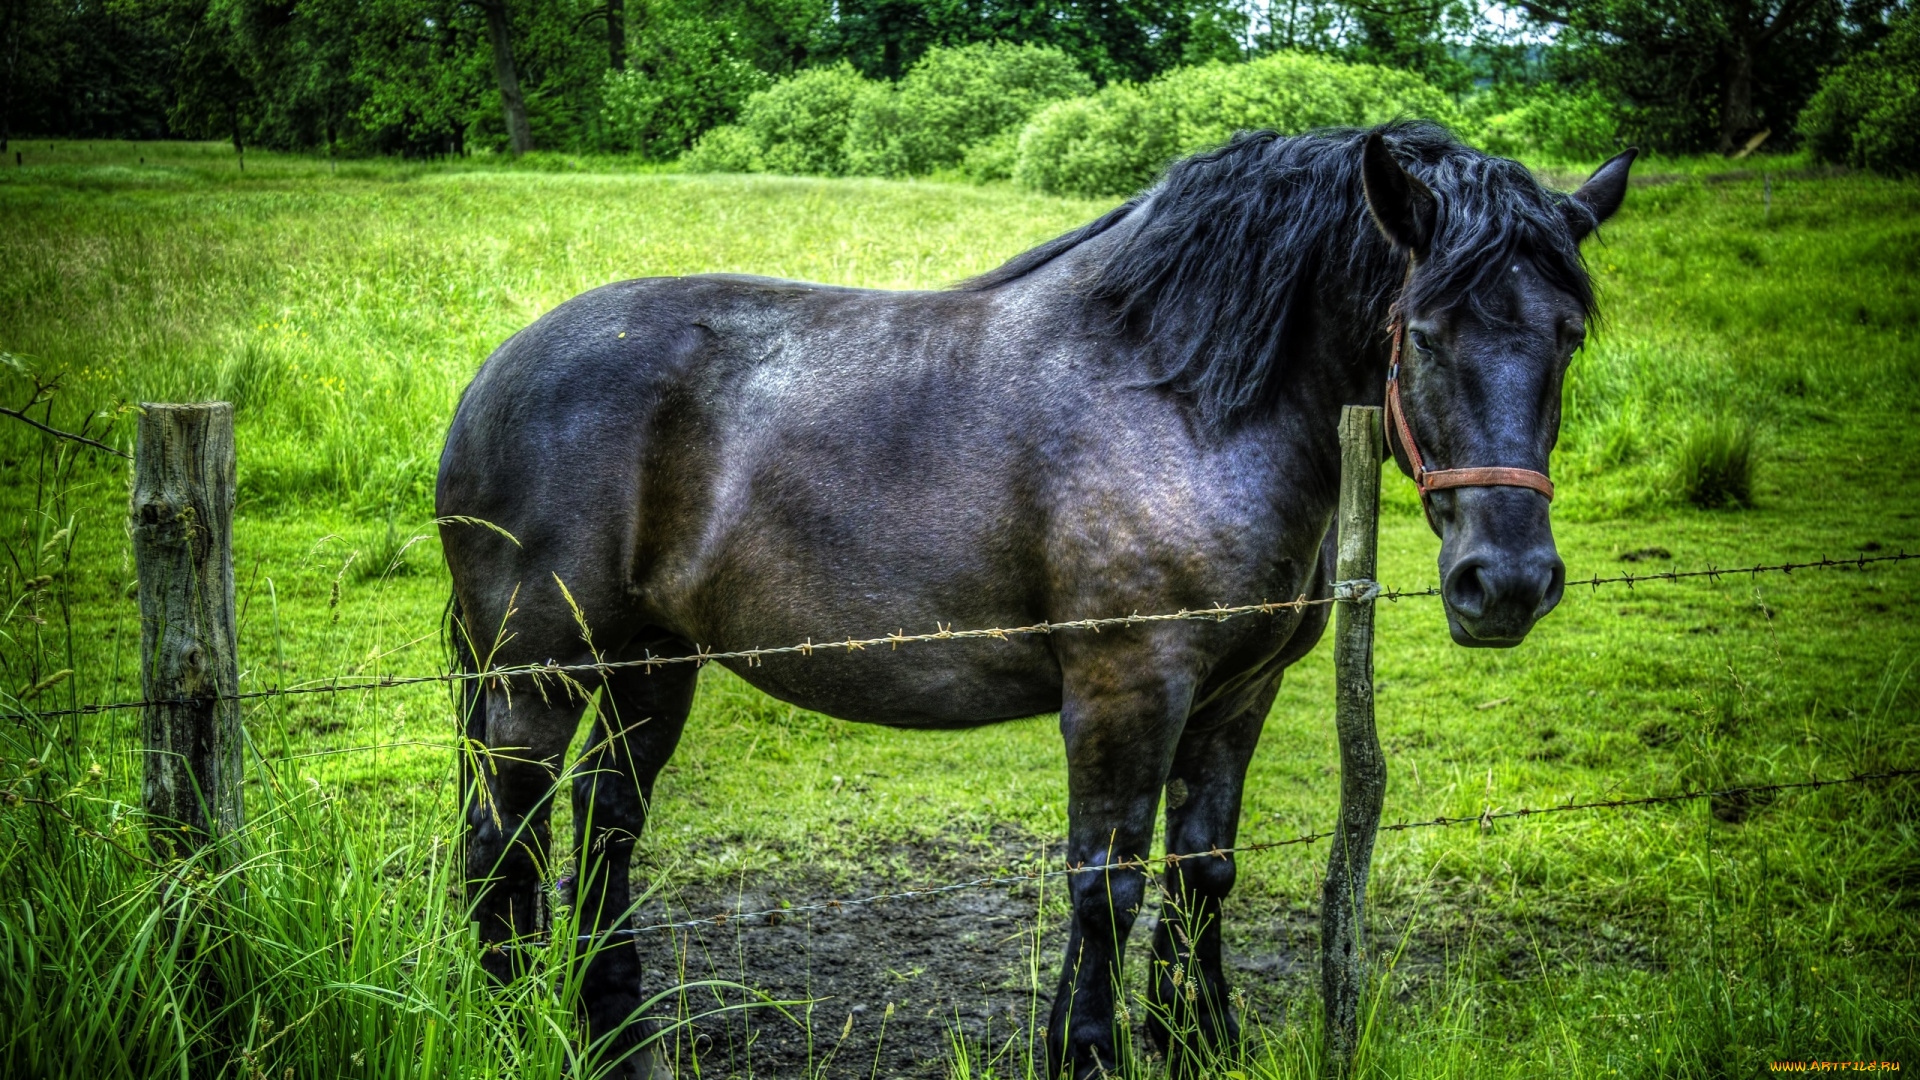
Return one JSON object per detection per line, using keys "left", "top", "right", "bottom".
{"left": 1011, "top": 52, "right": 1462, "bottom": 197}
{"left": 1473, "top": 85, "right": 1625, "bottom": 163}
{"left": 960, "top": 128, "right": 1023, "bottom": 181}
{"left": 1799, "top": 8, "right": 1920, "bottom": 175}
{"left": 850, "top": 42, "right": 1094, "bottom": 177}
{"left": 1673, "top": 417, "right": 1757, "bottom": 509}
{"left": 681, "top": 122, "right": 765, "bottom": 172}
{"left": 1152, "top": 51, "right": 1462, "bottom": 153}
{"left": 684, "top": 62, "right": 882, "bottom": 176}
{"left": 600, "top": 25, "right": 770, "bottom": 160}
{"left": 1012, "top": 87, "right": 1174, "bottom": 198}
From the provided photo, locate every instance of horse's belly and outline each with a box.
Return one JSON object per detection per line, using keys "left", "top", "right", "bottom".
{"left": 717, "top": 638, "right": 1065, "bottom": 729}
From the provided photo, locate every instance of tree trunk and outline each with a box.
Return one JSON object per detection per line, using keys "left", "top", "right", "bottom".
{"left": 1718, "top": 33, "right": 1757, "bottom": 154}
{"left": 482, "top": 0, "right": 533, "bottom": 155}
{"left": 607, "top": 0, "right": 626, "bottom": 71}
{"left": 2, "top": 0, "right": 15, "bottom": 154}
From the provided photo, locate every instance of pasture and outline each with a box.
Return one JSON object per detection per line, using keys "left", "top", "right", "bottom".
{"left": 1, "top": 141, "right": 1917, "bottom": 1078}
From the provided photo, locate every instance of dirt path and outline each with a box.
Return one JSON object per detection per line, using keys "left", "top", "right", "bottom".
{"left": 623, "top": 832, "right": 1653, "bottom": 1078}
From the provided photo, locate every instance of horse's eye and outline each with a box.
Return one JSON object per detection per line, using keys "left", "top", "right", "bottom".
{"left": 1408, "top": 329, "right": 1434, "bottom": 354}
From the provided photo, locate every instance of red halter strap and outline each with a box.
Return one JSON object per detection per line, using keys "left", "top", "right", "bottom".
{"left": 1384, "top": 304, "right": 1555, "bottom": 533}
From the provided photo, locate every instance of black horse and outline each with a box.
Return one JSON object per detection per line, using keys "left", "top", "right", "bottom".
{"left": 437, "top": 122, "right": 1634, "bottom": 1078}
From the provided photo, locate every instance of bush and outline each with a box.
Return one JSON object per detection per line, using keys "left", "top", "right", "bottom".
{"left": 1799, "top": 8, "right": 1920, "bottom": 175}
{"left": 600, "top": 25, "right": 771, "bottom": 160}
{"left": 1673, "top": 417, "right": 1757, "bottom": 509}
{"left": 1473, "top": 85, "right": 1625, "bottom": 163}
{"left": 681, "top": 122, "right": 766, "bottom": 172}
{"left": 1152, "top": 51, "right": 1462, "bottom": 153}
{"left": 684, "top": 44, "right": 1092, "bottom": 179}
{"left": 854, "top": 42, "right": 1094, "bottom": 177}
{"left": 1012, "top": 88, "right": 1175, "bottom": 199}
{"left": 1012, "top": 52, "right": 1462, "bottom": 197}
{"left": 682, "top": 62, "right": 881, "bottom": 176}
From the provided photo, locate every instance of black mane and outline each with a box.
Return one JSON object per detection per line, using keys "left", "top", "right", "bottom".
{"left": 963, "top": 122, "right": 1598, "bottom": 429}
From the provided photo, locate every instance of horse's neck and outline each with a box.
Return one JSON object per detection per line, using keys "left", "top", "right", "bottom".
{"left": 1032, "top": 206, "right": 1391, "bottom": 422}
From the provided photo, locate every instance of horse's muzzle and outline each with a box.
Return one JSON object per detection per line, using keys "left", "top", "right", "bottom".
{"left": 1437, "top": 489, "right": 1565, "bottom": 648}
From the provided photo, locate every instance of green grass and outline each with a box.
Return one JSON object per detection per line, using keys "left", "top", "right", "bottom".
{"left": 1, "top": 142, "right": 1917, "bottom": 1078}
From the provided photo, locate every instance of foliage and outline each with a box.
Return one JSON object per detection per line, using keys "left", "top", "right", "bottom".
{"left": 0, "top": 0, "right": 175, "bottom": 143}
{"left": 689, "top": 43, "right": 1090, "bottom": 178}
{"left": 1012, "top": 51, "right": 1462, "bottom": 197}
{"left": 1472, "top": 84, "right": 1626, "bottom": 163}
{"left": 1010, "top": 86, "right": 1173, "bottom": 198}
{"left": 5, "top": 0, "right": 1912, "bottom": 162}
{"left": 1251, "top": 0, "right": 1485, "bottom": 94}
{"left": 1799, "top": 5, "right": 1920, "bottom": 175}
{"left": 680, "top": 120, "right": 767, "bottom": 172}
{"left": 684, "top": 61, "right": 879, "bottom": 176}
{"left": 846, "top": 41, "right": 1092, "bottom": 176}
{"left": 601, "top": 24, "right": 771, "bottom": 160}
{"left": 347, "top": 0, "right": 491, "bottom": 156}
{"left": 809, "top": 0, "right": 1247, "bottom": 84}
{"left": 1521, "top": 0, "right": 1859, "bottom": 154}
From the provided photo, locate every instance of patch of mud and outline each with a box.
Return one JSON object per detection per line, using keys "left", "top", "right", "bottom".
{"left": 623, "top": 832, "right": 1657, "bottom": 1078}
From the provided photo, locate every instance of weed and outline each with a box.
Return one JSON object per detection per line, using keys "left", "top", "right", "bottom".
{"left": 1673, "top": 416, "right": 1758, "bottom": 508}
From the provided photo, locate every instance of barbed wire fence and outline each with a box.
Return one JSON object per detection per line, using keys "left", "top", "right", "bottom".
{"left": 6, "top": 547, "right": 1917, "bottom": 935}
{"left": 5, "top": 550, "right": 1915, "bottom": 727}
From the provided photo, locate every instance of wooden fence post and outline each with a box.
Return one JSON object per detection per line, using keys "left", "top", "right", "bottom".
{"left": 132, "top": 402, "right": 243, "bottom": 857}
{"left": 1322, "top": 404, "right": 1385, "bottom": 1069}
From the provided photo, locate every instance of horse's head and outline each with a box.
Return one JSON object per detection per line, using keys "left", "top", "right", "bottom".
{"left": 1360, "top": 133, "right": 1635, "bottom": 648}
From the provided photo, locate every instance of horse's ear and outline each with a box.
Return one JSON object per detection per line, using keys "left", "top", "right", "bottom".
{"left": 1362, "top": 131, "right": 1437, "bottom": 258}
{"left": 1565, "top": 147, "right": 1638, "bottom": 240}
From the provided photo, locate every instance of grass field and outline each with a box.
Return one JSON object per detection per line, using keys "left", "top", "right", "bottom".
{"left": 1, "top": 141, "right": 1917, "bottom": 1078}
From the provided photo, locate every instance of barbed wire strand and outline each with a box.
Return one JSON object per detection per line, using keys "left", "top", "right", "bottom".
{"left": 6, "top": 549, "right": 1914, "bottom": 726}
{"left": 559, "top": 767, "right": 1916, "bottom": 941}
{"left": 1567, "top": 550, "right": 1915, "bottom": 590}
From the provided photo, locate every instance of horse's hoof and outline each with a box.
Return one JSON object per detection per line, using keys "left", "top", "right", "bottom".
{"left": 610, "top": 1041, "right": 674, "bottom": 1080}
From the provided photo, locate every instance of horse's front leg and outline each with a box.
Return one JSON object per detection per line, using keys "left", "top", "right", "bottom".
{"left": 1048, "top": 656, "right": 1192, "bottom": 1079}
{"left": 1145, "top": 683, "right": 1278, "bottom": 1076}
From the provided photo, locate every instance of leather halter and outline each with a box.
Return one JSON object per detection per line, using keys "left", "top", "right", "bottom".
{"left": 1384, "top": 287, "right": 1555, "bottom": 534}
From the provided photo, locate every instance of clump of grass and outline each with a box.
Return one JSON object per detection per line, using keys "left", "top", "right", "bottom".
{"left": 1673, "top": 416, "right": 1757, "bottom": 508}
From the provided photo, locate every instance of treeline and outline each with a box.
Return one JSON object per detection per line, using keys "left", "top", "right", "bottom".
{"left": 2, "top": 0, "right": 1916, "bottom": 171}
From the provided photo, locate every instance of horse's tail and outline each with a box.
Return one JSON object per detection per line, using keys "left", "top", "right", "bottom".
{"left": 444, "top": 592, "right": 484, "bottom": 761}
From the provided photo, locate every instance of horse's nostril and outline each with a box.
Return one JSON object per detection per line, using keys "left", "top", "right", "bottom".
{"left": 1536, "top": 561, "right": 1567, "bottom": 619}
{"left": 1445, "top": 561, "right": 1489, "bottom": 619}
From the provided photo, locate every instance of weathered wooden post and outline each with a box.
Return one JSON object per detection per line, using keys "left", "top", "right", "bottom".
{"left": 132, "top": 402, "right": 243, "bottom": 857}
{"left": 1322, "top": 404, "right": 1385, "bottom": 1069}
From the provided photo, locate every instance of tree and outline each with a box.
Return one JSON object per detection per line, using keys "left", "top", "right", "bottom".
{"left": 476, "top": 0, "right": 533, "bottom": 152}
{"left": 811, "top": 0, "right": 1248, "bottom": 84}
{"left": 1799, "top": 2, "right": 1920, "bottom": 172}
{"left": 1518, "top": 0, "right": 1853, "bottom": 152}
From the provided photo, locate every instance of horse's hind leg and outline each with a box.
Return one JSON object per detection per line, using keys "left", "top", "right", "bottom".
{"left": 464, "top": 673, "right": 583, "bottom": 983}
{"left": 570, "top": 646, "right": 697, "bottom": 1079}
{"left": 1145, "top": 682, "right": 1279, "bottom": 1077}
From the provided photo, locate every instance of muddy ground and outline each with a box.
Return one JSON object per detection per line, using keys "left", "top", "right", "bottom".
{"left": 621, "top": 829, "right": 1654, "bottom": 1078}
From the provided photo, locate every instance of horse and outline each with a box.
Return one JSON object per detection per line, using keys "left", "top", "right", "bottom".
{"left": 436, "top": 122, "right": 1634, "bottom": 1078}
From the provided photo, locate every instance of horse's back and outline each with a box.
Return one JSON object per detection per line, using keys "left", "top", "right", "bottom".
{"left": 437, "top": 273, "right": 1083, "bottom": 722}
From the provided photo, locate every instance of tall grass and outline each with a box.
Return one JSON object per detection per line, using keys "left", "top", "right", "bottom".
{"left": 1673, "top": 417, "right": 1758, "bottom": 508}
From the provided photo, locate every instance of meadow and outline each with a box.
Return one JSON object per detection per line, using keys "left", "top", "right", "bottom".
{"left": 0, "top": 140, "right": 1917, "bottom": 1078}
